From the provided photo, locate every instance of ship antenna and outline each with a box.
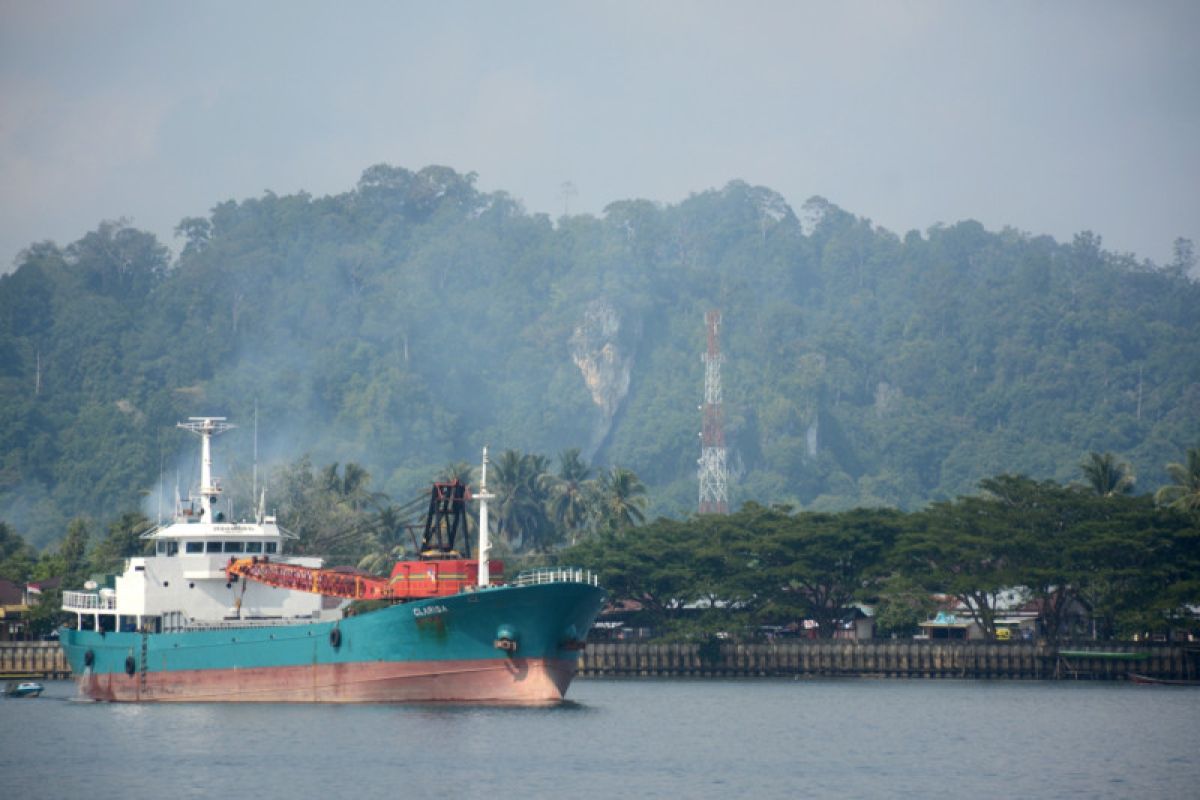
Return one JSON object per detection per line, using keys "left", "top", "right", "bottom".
{"left": 177, "top": 417, "right": 235, "bottom": 522}
{"left": 476, "top": 446, "right": 495, "bottom": 588}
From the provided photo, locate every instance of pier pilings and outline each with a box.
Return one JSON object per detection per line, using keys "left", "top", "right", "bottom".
{"left": 576, "top": 641, "right": 1198, "bottom": 682}
{"left": 0, "top": 641, "right": 70, "bottom": 679}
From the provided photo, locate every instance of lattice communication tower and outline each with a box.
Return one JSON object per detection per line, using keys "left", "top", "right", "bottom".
{"left": 698, "top": 310, "right": 728, "bottom": 514}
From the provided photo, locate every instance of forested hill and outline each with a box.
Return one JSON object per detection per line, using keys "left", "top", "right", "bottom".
{"left": 2, "top": 164, "right": 1198, "bottom": 548}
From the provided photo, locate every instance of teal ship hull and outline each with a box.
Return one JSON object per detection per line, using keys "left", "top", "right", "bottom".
{"left": 60, "top": 581, "right": 605, "bottom": 703}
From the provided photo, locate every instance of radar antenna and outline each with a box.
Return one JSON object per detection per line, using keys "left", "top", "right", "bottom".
{"left": 177, "top": 417, "right": 235, "bottom": 522}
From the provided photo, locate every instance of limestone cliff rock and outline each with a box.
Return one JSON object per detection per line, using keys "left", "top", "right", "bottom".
{"left": 570, "top": 300, "right": 634, "bottom": 451}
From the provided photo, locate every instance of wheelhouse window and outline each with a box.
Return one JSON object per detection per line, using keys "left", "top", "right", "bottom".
{"left": 185, "top": 542, "right": 203, "bottom": 554}
{"left": 205, "top": 541, "right": 222, "bottom": 553}
{"left": 223, "top": 541, "right": 243, "bottom": 554}
{"left": 265, "top": 542, "right": 278, "bottom": 554}
{"left": 245, "top": 542, "right": 262, "bottom": 554}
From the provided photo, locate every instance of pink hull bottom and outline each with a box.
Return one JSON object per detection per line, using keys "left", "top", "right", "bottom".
{"left": 78, "top": 657, "right": 578, "bottom": 704}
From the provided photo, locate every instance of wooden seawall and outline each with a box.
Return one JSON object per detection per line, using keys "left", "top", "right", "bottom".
{"left": 577, "top": 641, "right": 1199, "bottom": 682}
{"left": 4, "top": 640, "right": 1194, "bottom": 682}
{"left": 0, "top": 641, "right": 70, "bottom": 679}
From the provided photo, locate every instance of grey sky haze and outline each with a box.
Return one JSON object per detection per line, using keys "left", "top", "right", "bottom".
{"left": 1, "top": 0, "right": 1197, "bottom": 271}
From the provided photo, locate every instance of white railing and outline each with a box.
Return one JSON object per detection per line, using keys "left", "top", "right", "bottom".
{"left": 62, "top": 591, "right": 117, "bottom": 611}
{"left": 511, "top": 567, "right": 601, "bottom": 588}
{"left": 169, "top": 617, "right": 311, "bottom": 633}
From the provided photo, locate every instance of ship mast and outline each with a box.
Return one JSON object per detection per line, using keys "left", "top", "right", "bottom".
{"left": 476, "top": 446, "right": 495, "bottom": 588}
{"left": 177, "top": 417, "right": 235, "bottom": 522}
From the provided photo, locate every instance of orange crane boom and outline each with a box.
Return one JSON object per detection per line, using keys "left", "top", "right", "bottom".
{"left": 225, "top": 556, "right": 505, "bottom": 601}
{"left": 226, "top": 480, "right": 503, "bottom": 601}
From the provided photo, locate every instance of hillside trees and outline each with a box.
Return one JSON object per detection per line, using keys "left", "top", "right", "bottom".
{"left": 89, "top": 511, "right": 153, "bottom": 574}
{"left": 0, "top": 520, "right": 37, "bottom": 582}
{"left": 0, "top": 165, "right": 1198, "bottom": 551}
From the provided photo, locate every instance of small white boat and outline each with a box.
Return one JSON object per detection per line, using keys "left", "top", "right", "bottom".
{"left": 3, "top": 681, "right": 44, "bottom": 698}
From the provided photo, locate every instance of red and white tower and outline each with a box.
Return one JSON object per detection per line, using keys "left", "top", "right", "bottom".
{"left": 698, "top": 310, "right": 728, "bottom": 514}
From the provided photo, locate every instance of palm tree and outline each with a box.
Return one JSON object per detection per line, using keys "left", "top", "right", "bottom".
{"left": 357, "top": 541, "right": 406, "bottom": 576}
{"left": 439, "top": 461, "right": 475, "bottom": 485}
{"left": 322, "top": 461, "right": 384, "bottom": 510}
{"left": 1079, "top": 451, "right": 1135, "bottom": 497}
{"left": 545, "top": 448, "right": 597, "bottom": 545}
{"left": 491, "top": 450, "right": 555, "bottom": 551}
{"left": 357, "top": 504, "right": 412, "bottom": 575}
{"left": 597, "top": 466, "right": 647, "bottom": 533}
{"left": 1155, "top": 446, "right": 1200, "bottom": 512}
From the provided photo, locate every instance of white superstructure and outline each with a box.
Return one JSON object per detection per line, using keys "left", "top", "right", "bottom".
{"left": 63, "top": 417, "right": 330, "bottom": 634}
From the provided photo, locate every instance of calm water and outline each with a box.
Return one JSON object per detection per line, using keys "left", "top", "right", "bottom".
{"left": 2, "top": 678, "right": 1197, "bottom": 798}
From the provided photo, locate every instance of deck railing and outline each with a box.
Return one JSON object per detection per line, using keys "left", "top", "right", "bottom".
{"left": 511, "top": 567, "right": 601, "bottom": 588}
{"left": 62, "top": 591, "right": 117, "bottom": 611}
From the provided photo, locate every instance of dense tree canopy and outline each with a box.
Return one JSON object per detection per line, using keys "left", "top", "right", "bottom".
{"left": 1, "top": 164, "right": 1198, "bottom": 553}
{"left": 566, "top": 476, "right": 1199, "bottom": 641}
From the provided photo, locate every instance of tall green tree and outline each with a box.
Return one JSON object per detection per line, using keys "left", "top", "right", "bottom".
{"left": 897, "top": 491, "right": 1018, "bottom": 639}
{"left": 756, "top": 507, "right": 902, "bottom": 638}
{"left": 90, "top": 511, "right": 153, "bottom": 574}
{"left": 274, "top": 457, "right": 380, "bottom": 563}
{"left": 322, "top": 462, "right": 384, "bottom": 511}
{"left": 1079, "top": 451, "right": 1135, "bottom": 497}
{"left": 1155, "top": 446, "right": 1200, "bottom": 513}
{"left": 1071, "top": 497, "right": 1195, "bottom": 638}
{"left": 545, "top": 448, "right": 597, "bottom": 545}
{"left": 491, "top": 450, "right": 555, "bottom": 552}
{"left": 596, "top": 466, "right": 647, "bottom": 533}
{"left": 979, "top": 475, "right": 1097, "bottom": 642}
{"left": 54, "top": 517, "right": 93, "bottom": 587}
{"left": 357, "top": 504, "right": 414, "bottom": 576}
{"left": 872, "top": 574, "right": 938, "bottom": 638}
{"left": 566, "top": 518, "right": 701, "bottom": 624}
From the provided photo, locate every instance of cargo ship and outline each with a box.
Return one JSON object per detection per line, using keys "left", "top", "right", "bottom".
{"left": 59, "top": 417, "right": 605, "bottom": 703}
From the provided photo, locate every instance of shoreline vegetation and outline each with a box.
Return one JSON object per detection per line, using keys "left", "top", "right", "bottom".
{"left": 558, "top": 468, "right": 1200, "bottom": 645}
{"left": 3, "top": 452, "right": 1199, "bottom": 645}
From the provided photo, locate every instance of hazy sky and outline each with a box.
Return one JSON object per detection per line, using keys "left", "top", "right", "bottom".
{"left": 2, "top": 1, "right": 1197, "bottom": 272}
